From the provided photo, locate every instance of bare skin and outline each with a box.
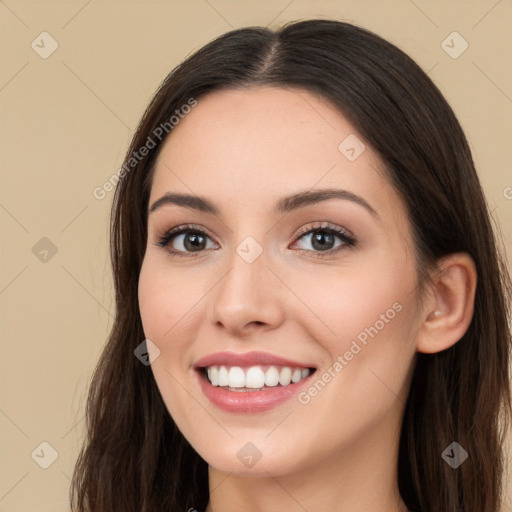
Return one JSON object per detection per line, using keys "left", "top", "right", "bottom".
{"left": 138, "top": 86, "right": 476, "bottom": 512}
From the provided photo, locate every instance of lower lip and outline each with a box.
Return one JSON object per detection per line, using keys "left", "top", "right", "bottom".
{"left": 196, "top": 370, "right": 314, "bottom": 413}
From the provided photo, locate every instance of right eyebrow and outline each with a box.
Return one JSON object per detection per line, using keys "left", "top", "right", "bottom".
{"left": 149, "top": 192, "right": 219, "bottom": 215}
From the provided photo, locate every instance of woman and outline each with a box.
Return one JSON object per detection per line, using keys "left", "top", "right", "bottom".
{"left": 70, "top": 19, "right": 511, "bottom": 512}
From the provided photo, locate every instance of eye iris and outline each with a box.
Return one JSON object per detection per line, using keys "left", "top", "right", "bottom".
{"left": 311, "top": 231, "right": 334, "bottom": 250}
{"left": 184, "top": 232, "right": 206, "bottom": 251}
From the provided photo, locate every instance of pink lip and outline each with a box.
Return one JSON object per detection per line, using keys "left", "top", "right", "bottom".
{"left": 194, "top": 350, "right": 314, "bottom": 369}
{"left": 196, "top": 371, "right": 314, "bottom": 413}
{"left": 193, "top": 351, "right": 316, "bottom": 413}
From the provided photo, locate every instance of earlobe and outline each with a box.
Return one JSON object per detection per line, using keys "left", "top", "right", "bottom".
{"left": 416, "top": 253, "right": 477, "bottom": 354}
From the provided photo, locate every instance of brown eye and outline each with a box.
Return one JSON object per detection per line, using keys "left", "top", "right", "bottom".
{"left": 173, "top": 231, "right": 209, "bottom": 252}
{"left": 155, "top": 225, "right": 218, "bottom": 258}
{"left": 292, "top": 223, "right": 356, "bottom": 258}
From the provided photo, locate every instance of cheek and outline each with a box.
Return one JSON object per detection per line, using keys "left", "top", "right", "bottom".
{"left": 291, "top": 258, "right": 419, "bottom": 405}
{"left": 138, "top": 259, "right": 170, "bottom": 341}
{"left": 290, "top": 261, "right": 414, "bottom": 347}
{"left": 137, "top": 257, "right": 200, "bottom": 428}
{"left": 293, "top": 287, "right": 417, "bottom": 453}
{"left": 138, "top": 256, "right": 205, "bottom": 345}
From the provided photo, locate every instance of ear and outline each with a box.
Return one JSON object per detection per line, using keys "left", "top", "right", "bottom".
{"left": 416, "top": 252, "right": 477, "bottom": 354}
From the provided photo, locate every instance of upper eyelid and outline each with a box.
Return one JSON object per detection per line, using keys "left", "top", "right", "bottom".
{"left": 294, "top": 222, "right": 354, "bottom": 239}
{"left": 159, "top": 222, "right": 346, "bottom": 238}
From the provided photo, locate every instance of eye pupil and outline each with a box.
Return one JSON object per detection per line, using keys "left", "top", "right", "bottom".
{"left": 312, "top": 231, "right": 334, "bottom": 250}
{"left": 184, "top": 232, "right": 206, "bottom": 251}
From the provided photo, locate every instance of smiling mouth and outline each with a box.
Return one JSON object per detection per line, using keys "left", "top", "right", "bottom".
{"left": 200, "top": 364, "right": 317, "bottom": 391}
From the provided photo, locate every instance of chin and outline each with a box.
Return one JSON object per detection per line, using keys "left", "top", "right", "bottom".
{"left": 197, "top": 441, "right": 303, "bottom": 477}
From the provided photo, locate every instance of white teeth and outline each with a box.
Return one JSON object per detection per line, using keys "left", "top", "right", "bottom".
{"left": 279, "top": 366, "right": 292, "bottom": 386}
{"left": 246, "top": 366, "right": 265, "bottom": 388}
{"left": 291, "top": 368, "right": 302, "bottom": 383}
{"left": 228, "top": 366, "right": 246, "bottom": 388}
{"left": 204, "top": 365, "right": 312, "bottom": 389}
{"left": 218, "top": 365, "right": 229, "bottom": 386}
{"left": 207, "top": 366, "right": 219, "bottom": 386}
{"left": 264, "top": 367, "right": 280, "bottom": 387}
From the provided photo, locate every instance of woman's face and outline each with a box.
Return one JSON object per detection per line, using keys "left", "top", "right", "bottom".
{"left": 138, "top": 86, "right": 424, "bottom": 477}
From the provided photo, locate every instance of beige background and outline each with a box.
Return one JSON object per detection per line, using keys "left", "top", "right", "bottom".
{"left": 1, "top": 1, "right": 511, "bottom": 510}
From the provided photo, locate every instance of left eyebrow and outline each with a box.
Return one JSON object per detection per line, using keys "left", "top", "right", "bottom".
{"left": 148, "top": 187, "right": 378, "bottom": 218}
{"left": 274, "top": 188, "right": 378, "bottom": 217}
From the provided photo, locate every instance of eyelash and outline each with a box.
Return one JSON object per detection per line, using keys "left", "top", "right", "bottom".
{"left": 154, "top": 222, "right": 356, "bottom": 259}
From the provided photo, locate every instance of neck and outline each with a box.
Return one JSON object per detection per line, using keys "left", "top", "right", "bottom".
{"left": 205, "top": 417, "right": 409, "bottom": 512}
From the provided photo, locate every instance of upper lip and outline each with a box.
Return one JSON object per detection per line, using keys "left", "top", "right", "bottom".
{"left": 194, "top": 351, "right": 316, "bottom": 369}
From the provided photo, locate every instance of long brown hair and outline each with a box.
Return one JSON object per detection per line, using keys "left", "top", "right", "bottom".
{"left": 70, "top": 19, "right": 512, "bottom": 512}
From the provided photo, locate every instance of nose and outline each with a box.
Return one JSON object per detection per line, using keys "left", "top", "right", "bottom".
{"left": 208, "top": 240, "right": 286, "bottom": 337}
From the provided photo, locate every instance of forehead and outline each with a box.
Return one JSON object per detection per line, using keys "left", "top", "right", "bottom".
{"left": 155, "top": 86, "right": 362, "bottom": 172}
{"left": 150, "top": 86, "right": 406, "bottom": 228}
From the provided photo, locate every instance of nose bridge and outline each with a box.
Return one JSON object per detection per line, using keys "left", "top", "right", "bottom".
{"left": 209, "top": 232, "right": 284, "bottom": 332}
